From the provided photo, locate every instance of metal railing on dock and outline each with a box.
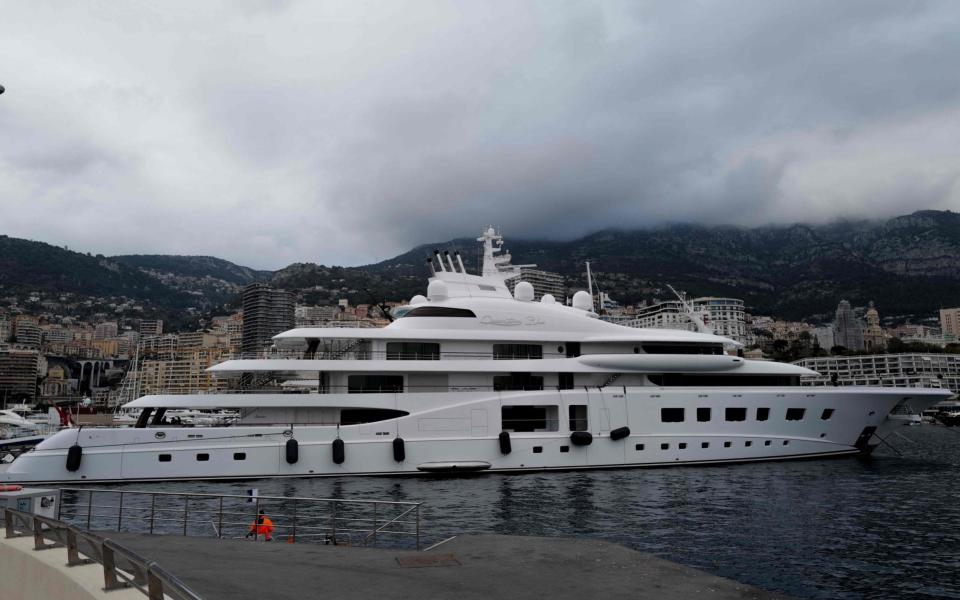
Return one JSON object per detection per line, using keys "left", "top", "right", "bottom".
{"left": 58, "top": 488, "right": 423, "bottom": 549}
{"left": 3, "top": 507, "right": 202, "bottom": 600}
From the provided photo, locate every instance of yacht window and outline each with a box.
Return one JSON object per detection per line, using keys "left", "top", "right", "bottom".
{"left": 661, "top": 408, "right": 685, "bottom": 423}
{"left": 757, "top": 407, "right": 770, "bottom": 421}
{"left": 233, "top": 452, "right": 246, "bottom": 461}
{"left": 568, "top": 405, "right": 588, "bottom": 431}
{"left": 348, "top": 375, "right": 404, "bottom": 394}
{"left": 559, "top": 372, "right": 575, "bottom": 390}
{"left": 679, "top": 443, "right": 687, "bottom": 449}
{"left": 641, "top": 343, "right": 724, "bottom": 355}
{"left": 745, "top": 441, "right": 752, "bottom": 447}
{"left": 493, "top": 373, "right": 543, "bottom": 391}
{"left": 764, "top": 440, "right": 772, "bottom": 446}
{"left": 402, "top": 306, "right": 476, "bottom": 318}
{"left": 533, "top": 446, "right": 543, "bottom": 453}
{"left": 697, "top": 407, "right": 711, "bottom": 422}
{"left": 501, "top": 405, "right": 558, "bottom": 432}
{"left": 635, "top": 444, "right": 645, "bottom": 451}
{"left": 701, "top": 442, "right": 709, "bottom": 448}
{"left": 386, "top": 342, "right": 440, "bottom": 360}
{"left": 478, "top": 284, "right": 497, "bottom": 291}
{"left": 820, "top": 409, "right": 835, "bottom": 420}
{"left": 725, "top": 408, "right": 747, "bottom": 422}
{"left": 560, "top": 445, "right": 570, "bottom": 453}
{"left": 158, "top": 454, "right": 172, "bottom": 462}
{"left": 724, "top": 441, "right": 731, "bottom": 448}
{"left": 785, "top": 408, "right": 806, "bottom": 421}
{"left": 196, "top": 453, "right": 210, "bottom": 462}
{"left": 565, "top": 342, "right": 581, "bottom": 358}
{"left": 661, "top": 443, "right": 669, "bottom": 450}
{"left": 493, "top": 344, "right": 543, "bottom": 360}
{"left": 340, "top": 408, "right": 408, "bottom": 425}
{"left": 648, "top": 374, "right": 801, "bottom": 386}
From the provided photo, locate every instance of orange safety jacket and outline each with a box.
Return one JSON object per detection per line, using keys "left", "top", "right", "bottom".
{"left": 249, "top": 516, "right": 274, "bottom": 539}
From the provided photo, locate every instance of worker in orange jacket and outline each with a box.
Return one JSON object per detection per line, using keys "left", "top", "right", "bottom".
{"left": 246, "top": 511, "right": 274, "bottom": 541}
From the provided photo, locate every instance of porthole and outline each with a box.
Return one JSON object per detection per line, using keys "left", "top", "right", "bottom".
{"left": 158, "top": 454, "right": 171, "bottom": 462}
{"left": 560, "top": 446, "right": 570, "bottom": 453}
{"left": 533, "top": 446, "right": 543, "bottom": 454}
{"left": 679, "top": 443, "right": 687, "bottom": 450}
{"left": 745, "top": 441, "right": 752, "bottom": 447}
{"left": 701, "top": 442, "right": 709, "bottom": 449}
{"left": 783, "top": 440, "right": 790, "bottom": 446}
{"left": 723, "top": 441, "right": 731, "bottom": 448}
{"left": 233, "top": 452, "right": 246, "bottom": 460}
{"left": 661, "top": 443, "right": 669, "bottom": 450}
{"left": 196, "top": 453, "right": 210, "bottom": 462}
{"left": 764, "top": 440, "right": 771, "bottom": 446}
{"left": 635, "top": 443, "right": 645, "bottom": 451}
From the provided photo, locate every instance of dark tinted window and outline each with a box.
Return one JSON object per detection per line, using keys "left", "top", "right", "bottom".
{"left": 196, "top": 453, "right": 209, "bottom": 461}
{"left": 697, "top": 407, "right": 711, "bottom": 422}
{"left": 233, "top": 452, "right": 246, "bottom": 461}
{"left": 724, "top": 441, "right": 731, "bottom": 448}
{"left": 502, "top": 405, "right": 555, "bottom": 432}
{"left": 568, "top": 405, "right": 588, "bottom": 431}
{"left": 559, "top": 372, "right": 574, "bottom": 390}
{"left": 725, "top": 407, "right": 747, "bottom": 422}
{"left": 340, "top": 408, "right": 408, "bottom": 425}
{"left": 493, "top": 344, "right": 542, "bottom": 360}
{"left": 679, "top": 443, "right": 687, "bottom": 449}
{"left": 756, "top": 407, "right": 770, "bottom": 421}
{"left": 641, "top": 343, "right": 724, "bottom": 355}
{"left": 560, "top": 446, "right": 569, "bottom": 453}
{"left": 661, "top": 443, "right": 669, "bottom": 450}
{"left": 661, "top": 408, "right": 685, "bottom": 422}
{"left": 649, "top": 374, "right": 801, "bottom": 386}
{"left": 386, "top": 342, "right": 439, "bottom": 360}
{"left": 348, "top": 375, "right": 404, "bottom": 393}
{"left": 402, "top": 306, "right": 476, "bottom": 318}
{"left": 493, "top": 373, "right": 543, "bottom": 391}
{"left": 701, "top": 442, "right": 709, "bottom": 448}
{"left": 532, "top": 446, "right": 543, "bottom": 454}
{"left": 786, "top": 408, "right": 806, "bottom": 421}
{"left": 635, "top": 444, "right": 644, "bottom": 451}
{"left": 158, "top": 454, "right": 171, "bottom": 462}
{"left": 820, "top": 408, "right": 835, "bottom": 420}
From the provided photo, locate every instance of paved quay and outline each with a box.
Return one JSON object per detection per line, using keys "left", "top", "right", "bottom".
{"left": 102, "top": 532, "right": 794, "bottom": 600}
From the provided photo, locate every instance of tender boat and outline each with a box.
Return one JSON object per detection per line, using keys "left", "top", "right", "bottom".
{"left": 2, "top": 228, "right": 952, "bottom": 484}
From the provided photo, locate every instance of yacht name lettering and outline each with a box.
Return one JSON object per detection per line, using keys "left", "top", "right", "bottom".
{"left": 480, "top": 315, "right": 546, "bottom": 326}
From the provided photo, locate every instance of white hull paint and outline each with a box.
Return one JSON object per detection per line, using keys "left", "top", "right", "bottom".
{"left": 3, "top": 386, "right": 938, "bottom": 484}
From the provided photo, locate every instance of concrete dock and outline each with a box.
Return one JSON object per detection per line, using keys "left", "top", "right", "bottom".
{"left": 98, "top": 532, "right": 793, "bottom": 599}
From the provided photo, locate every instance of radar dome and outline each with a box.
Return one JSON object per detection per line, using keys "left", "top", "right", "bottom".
{"left": 514, "top": 281, "right": 535, "bottom": 302}
{"left": 572, "top": 291, "right": 593, "bottom": 311}
{"left": 427, "top": 280, "right": 448, "bottom": 301}
{"left": 541, "top": 294, "right": 556, "bottom": 304}
{"left": 410, "top": 295, "right": 427, "bottom": 305}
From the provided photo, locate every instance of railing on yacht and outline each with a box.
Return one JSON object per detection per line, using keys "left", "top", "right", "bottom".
{"left": 57, "top": 488, "right": 424, "bottom": 550}
{"left": 224, "top": 350, "right": 560, "bottom": 361}
{"left": 3, "top": 507, "right": 202, "bottom": 600}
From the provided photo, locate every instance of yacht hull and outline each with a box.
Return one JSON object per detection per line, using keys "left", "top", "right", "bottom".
{"left": 2, "top": 387, "right": 949, "bottom": 484}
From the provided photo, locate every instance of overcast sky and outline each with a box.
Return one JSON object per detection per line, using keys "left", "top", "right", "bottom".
{"left": 2, "top": 1, "right": 959, "bottom": 269}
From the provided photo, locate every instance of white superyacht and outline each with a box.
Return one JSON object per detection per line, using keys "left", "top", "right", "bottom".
{"left": 3, "top": 229, "right": 950, "bottom": 483}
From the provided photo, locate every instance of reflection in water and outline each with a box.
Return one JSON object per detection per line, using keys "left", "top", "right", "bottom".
{"left": 76, "top": 427, "right": 960, "bottom": 600}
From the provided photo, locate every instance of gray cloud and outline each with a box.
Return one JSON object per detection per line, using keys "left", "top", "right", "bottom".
{"left": 1, "top": 0, "right": 959, "bottom": 269}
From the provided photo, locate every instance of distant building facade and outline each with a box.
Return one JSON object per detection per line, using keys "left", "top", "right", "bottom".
{"left": 623, "top": 296, "right": 749, "bottom": 345}
{"left": 795, "top": 353, "right": 960, "bottom": 394}
{"left": 940, "top": 308, "right": 960, "bottom": 338}
{"left": 140, "top": 320, "right": 164, "bottom": 337}
{"left": 862, "top": 302, "right": 885, "bottom": 350}
{"left": 832, "top": 300, "right": 863, "bottom": 351}
{"left": 508, "top": 268, "right": 566, "bottom": 302}
{"left": 0, "top": 346, "right": 40, "bottom": 401}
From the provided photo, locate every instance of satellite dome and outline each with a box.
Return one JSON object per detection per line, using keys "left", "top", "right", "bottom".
{"left": 514, "top": 281, "right": 534, "bottom": 302}
{"left": 427, "top": 280, "right": 448, "bottom": 301}
{"left": 572, "top": 291, "right": 593, "bottom": 311}
{"left": 541, "top": 294, "right": 556, "bottom": 304}
{"left": 410, "top": 295, "right": 427, "bottom": 305}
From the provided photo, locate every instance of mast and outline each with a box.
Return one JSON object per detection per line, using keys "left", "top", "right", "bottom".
{"left": 586, "top": 261, "right": 595, "bottom": 311}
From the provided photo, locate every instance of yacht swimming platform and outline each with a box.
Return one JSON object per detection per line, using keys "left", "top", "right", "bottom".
{"left": 84, "top": 532, "right": 793, "bottom": 600}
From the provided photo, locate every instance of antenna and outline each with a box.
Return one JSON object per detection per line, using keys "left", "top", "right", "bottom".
{"left": 666, "top": 284, "right": 710, "bottom": 334}
{"left": 586, "top": 261, "right": 595, "bottom": 312}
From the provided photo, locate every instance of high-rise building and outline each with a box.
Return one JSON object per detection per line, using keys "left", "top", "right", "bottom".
{"left": 140, "top": 320, "right": 164, "bottom": 337}
{"left": 94, "top": 322, "right": 118, "bottom": 341}
{"left": 832, "top": 300, "right": 864, "bottom": 351}
{"left": 508, "top": 268, "right": 566, "bottom": 301}
{"left": 940, "top": 308, "right": 960, "bottom": 338}
{"left": 12, "top": 318, "right": 41, "bottom": 348}
{"left": 241, "top": 284, "right": 295, "bottom": 356}
{"left": 621, "top": 296, "right": 750, "bottom": 345}
{"left": 0, "top": 346, "right": 40, "bottom": 401}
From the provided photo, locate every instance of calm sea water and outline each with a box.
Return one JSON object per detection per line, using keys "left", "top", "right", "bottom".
{"left": 68, "top": 425, "right": 960, "bottom": 600}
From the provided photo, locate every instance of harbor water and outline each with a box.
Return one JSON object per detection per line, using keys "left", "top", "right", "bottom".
{"left": 65, "top": 425, "right": 960, "bottom": 600}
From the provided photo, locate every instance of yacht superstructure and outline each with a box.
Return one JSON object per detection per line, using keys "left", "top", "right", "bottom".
{"left": 3, "top": 228, "right": 951, "bottom": 483}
